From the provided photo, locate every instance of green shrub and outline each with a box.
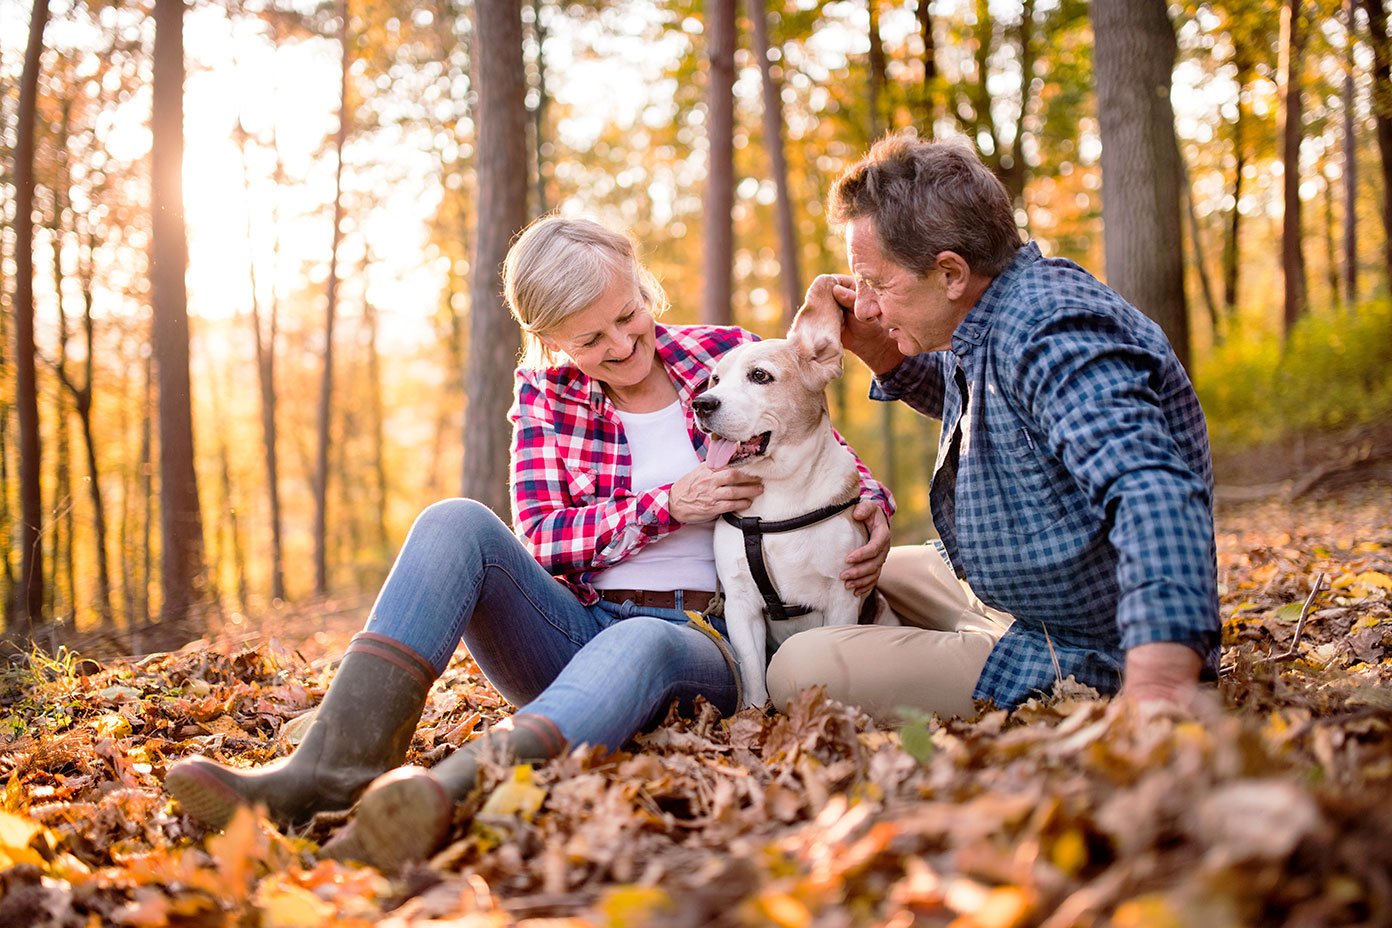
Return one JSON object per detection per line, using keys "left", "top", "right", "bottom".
{"left": 1195, "top": 297, "right": 1392, "bottom": 451}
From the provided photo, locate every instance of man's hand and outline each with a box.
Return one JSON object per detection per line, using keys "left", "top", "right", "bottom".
{"left": 841, "top": 502, "right": 890, "bottom": 596}
{"left": 803, "top": 275, "right": 904, "bottom": 375}
{"left": 1122, "top": 641, "right": 1204, "bottom": 708}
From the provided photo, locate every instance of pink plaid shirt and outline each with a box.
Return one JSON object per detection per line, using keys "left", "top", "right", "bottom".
{"left": 508, "top": 323, "right": 895, "bottom": 604}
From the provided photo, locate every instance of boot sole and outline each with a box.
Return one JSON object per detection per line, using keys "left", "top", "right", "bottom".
{"left": 322, "top": 768, "right": 452, "bottom": 872}
{"left": 165, "top": 760, "right": 248, "bottom": 830}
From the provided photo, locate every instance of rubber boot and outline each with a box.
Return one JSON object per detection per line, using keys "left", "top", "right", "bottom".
{"left": 321, "top": 713, "right": 565, "bottom": 871}
{"left": 165, "top": 632, "right": 438, "bottom": 829}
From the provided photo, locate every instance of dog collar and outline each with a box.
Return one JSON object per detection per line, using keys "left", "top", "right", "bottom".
{"left": 721, "top": 497, "right": 859, "bottom": 622}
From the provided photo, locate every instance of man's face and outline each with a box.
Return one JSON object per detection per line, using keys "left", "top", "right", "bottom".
{"left": 846, "top": 217, "right": 956, "bottom": 355}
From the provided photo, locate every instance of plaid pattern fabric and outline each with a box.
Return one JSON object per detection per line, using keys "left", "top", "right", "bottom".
{"left": 872, "top": 243, "right": 1220, "bottom": 708}
{"left": 511, "top": 323, "right": 896, "bottom": 604}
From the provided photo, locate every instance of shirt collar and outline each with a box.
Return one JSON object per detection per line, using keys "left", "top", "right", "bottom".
{"left": 553, "top": 323, "right": 700, "bottom": 408}
{"left": 952, "top": 241, "right": 1042, "bottom": 355}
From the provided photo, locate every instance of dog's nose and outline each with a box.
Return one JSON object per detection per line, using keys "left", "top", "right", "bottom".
{"left": 692, "top": 394, "right": 720, "bottom": 416}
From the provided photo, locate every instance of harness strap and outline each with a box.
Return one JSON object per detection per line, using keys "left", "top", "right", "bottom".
{"left": 722, "top": 497, "right": 858, "bottom": 621}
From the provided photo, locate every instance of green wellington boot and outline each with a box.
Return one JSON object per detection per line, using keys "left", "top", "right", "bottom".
{"left": 165, "top": 633, "right": 438, "bottom": 829}
{"left": 321, "top": 713, "right": 565, "bottom": 871}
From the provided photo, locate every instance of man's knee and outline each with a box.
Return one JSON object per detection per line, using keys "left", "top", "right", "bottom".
{"left": 766, "top": 628, "right": 851, "bottom": 713}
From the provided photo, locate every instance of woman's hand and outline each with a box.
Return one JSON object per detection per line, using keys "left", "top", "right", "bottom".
{"left": 669, "top": 464, "right": 764, "bottom": 524}
{"left": 840, "top": 502, "right": 891, "bottom": 596}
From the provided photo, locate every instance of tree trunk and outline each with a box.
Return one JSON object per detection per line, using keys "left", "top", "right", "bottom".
{"left": 236, "top": 114, "right": 286, "bottom": 603}
{"left": 73, "top": 224, "right": 114, "bottom": 627}
{"left": 748, "top": 0, "right": 801, "bottom": 328}
{"left": 1343, "top": 0, "right": 1357, "bottom": 306}
{"left": 530, "top": 0, "right": 549, "bottom": 216}
{"left": 363, "top": 294, "right": 390, "bottom": 561}
{"left": 1222, "top": 69, "right": 1249, "bottom": 318}
{"left": 12, "top": 0, "right": 50, "bottom": 635}
{"left": 867, "top": 0, "right": 899, "bottom": 500}
{"left": 150, "top": 0, "right": 208, "bottom": 644}
{"left": 1357, "top": 0, "right": 1392, "bottom": 289}
{"left": 1323, "top": 174, "right": 1342, "bottom": 310}
{"left": 1279, "top": 0, "right": 1308, "bottom": 335}
{"left": 917, "top": 0, "right": 938, "bottom": 134}
{"left": 701, "top": 0, "right": 736, "bottom": 326}
{"left": 1182, "top": 168, "right": 1222, "bottom": 343}
{"left": 463, "top": 0, "right": 528, "bottom": 517}
{"left": 316, "top": 1, "right": 351, "bottom": 596}
{"left": 1092, "top": 0, "right": 1191, "bottom": 369}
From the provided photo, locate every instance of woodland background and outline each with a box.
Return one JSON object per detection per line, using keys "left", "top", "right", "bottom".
{"left": 0, "top": 0, "right": 1390, "bottom": 659}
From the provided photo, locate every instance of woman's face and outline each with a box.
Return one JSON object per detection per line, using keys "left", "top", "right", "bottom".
{"left": 540, "top": 269, "right": 658, "bottom": 387}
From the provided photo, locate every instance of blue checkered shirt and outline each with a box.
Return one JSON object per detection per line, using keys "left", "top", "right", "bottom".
{"left": 871, "top": 242, "right": 1219, "bottom": 708}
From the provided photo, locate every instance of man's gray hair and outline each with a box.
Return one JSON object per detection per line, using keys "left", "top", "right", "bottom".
{"left": 830, "top": 134, "right": 1022, "bottom": 278}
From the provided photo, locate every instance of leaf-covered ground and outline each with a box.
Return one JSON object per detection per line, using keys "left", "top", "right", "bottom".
{"left": 2, "top": 485, "right": 1390, "bottom": 927}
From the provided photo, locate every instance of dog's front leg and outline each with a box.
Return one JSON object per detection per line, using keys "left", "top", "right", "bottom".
{"left": 724, "top": 592, "right": 769, "bottom": 709}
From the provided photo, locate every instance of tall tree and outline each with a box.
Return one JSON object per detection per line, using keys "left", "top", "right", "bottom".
{"left": 917, "top": 0, "right": 940, "bottom": 133}
{"left": 462, "top": 0, "right": 528, "bottom": 516}
{"left": 701, "top": 0, "right": 736, "bottom": 326}
{"left": 150, "top": 0, "right": 207, "bottom": 641}
{"left": 748, "top": 0, "right": 801, "bottom": 327}
{"left": 1357, "top": 0, "right": 1392, "bottom": 288}
{"left": 1092, "top": 0, "right": 1190, "bottom": 368}
{"left": 316, "top": 0, "right": 351, "bottom": 595}
{"left": 12, "top": 0, "right": 50, "bottom": 634}
{"left": 1343, "top": 0, "right": 1359, "bottom": 305}
{"left": 1279, "top": 0, "right": 1309, "bottom": 333}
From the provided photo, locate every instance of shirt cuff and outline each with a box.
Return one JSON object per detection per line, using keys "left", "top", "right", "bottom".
{"left": 868, "top": 359, "right": 914, "bottom": 401}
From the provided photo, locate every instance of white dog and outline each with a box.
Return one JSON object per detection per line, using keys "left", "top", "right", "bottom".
{"left": 692, "top": 302, "right": 870, "bottom": 708}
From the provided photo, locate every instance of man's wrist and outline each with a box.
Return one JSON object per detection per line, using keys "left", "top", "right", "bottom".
{"left": 1123, "top": 641, "right": 1204, "bottom": 705}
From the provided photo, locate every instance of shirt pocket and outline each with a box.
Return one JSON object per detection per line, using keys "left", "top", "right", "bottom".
{"left": 991, "top": 427, "right": 1068, "bottom": 536}
{"left": 565, "top": 467, "right": 597, "bottom": 505}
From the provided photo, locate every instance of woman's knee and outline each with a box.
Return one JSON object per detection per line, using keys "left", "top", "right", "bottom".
{"left": 412, "top": 498, "right": 506, "bottom": 537}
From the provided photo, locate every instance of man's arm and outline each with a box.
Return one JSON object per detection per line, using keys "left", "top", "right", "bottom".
{"left": 1012, "top": 306, "right": 1219, "bottom": 704}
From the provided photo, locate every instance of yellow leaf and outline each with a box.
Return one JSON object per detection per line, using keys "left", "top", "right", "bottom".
{"left": 1353, "top": 616, "right": 1383, "bottom": 631}
{"left": 1112, "top": 894, "right": 1184, "bottom": 928}
{"left": 1250, "top": 563, "right": 1279, "bottom": 584}
{"left": 749, "top": 891, "right": 812, "bottom": 928}
{"left": 1049, "top": 829, "right": 1088, "bottom": 877}
{"left": 204, "top": 806, "right": 267, "bottom": 902}
{"left": 1332, "top": 573, "right": 1360, "bottom": 590}
{"left": 0, "top": 809, "right": 48, "bottom": 868}
{"left": 1355, "top": 571, "right": 1392, "bottom": 590}
{"left": 1353, "top": 542, "right": 1383, "bottom": 554}
{"left": 94, "top": 713, "right": 133, "bottom": 738}
{"left": 255, "top": 878, "right": 335, "bottom": 928}
{"left": 480, "top": 765, "right": 547, "bottom": 820}
{"left": 596, "top": 885, "right": 675, "bottom": 927}
{"left": 955, "top": 887, "right": 1033, "bottom": 928}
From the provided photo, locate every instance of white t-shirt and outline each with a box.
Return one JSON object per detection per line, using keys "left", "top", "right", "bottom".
{"left": 592, "top": 400, "right": 718, "bottom": 592}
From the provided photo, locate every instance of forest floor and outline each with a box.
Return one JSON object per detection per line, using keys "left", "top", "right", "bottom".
{"left": 1, "top": 482, "right": 1390, "bottom": 927}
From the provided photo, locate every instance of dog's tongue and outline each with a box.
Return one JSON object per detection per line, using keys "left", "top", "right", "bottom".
{"left": 705, "top": 437, "right": 739, "bottom": 471}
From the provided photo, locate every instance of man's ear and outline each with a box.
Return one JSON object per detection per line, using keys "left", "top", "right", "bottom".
{"left": 935, "top": 251, "right": 973, "bottom": 300}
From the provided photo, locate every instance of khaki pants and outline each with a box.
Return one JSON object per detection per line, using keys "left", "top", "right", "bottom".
{"left": 766, "top": 543, "right": 1014, "bottom": 719}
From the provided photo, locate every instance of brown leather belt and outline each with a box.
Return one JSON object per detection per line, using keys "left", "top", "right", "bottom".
{"left": 598, "top": 588, "right": 717, "bottom": 613}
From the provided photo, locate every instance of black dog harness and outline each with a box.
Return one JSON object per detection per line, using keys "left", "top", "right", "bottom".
{"left": 721, "top": 498, "right": 859, "bottom": 621}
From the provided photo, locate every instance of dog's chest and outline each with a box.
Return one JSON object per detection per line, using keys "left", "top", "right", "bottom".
{"left": 713, "top": 516, "right": 853, "bottom": 602}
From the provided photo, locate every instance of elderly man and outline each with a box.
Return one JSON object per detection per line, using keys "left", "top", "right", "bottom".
{"left": 768, "top": 134, "right": 1219, "bottom": 714}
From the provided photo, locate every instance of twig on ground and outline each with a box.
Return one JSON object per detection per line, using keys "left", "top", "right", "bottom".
{"left": 1260, "top": 572, "right": 1328, "bottom": 663}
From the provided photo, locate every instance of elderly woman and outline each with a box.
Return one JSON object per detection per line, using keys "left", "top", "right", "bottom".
{"left": 166, "top": 216, "right": 894, "bottom": 870}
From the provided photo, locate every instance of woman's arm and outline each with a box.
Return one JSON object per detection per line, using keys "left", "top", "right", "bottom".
{"left": 510, "top": 377, "right": 680, "bottom": 576}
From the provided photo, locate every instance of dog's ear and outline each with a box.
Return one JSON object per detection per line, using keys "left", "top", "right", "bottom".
{"left": 789, "top": 297, "right": 844, "bottom": 391}
{"left": 790, "top": 329, "right": 843, "bottom": 392}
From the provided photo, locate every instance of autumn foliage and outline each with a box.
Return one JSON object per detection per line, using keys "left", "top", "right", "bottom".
{"left": 1, "top": 487, "right": 1390, "bottom": 926}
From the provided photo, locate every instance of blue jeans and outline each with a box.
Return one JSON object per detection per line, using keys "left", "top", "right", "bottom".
{"left": 362, "top": 499, "right": 739, "bottom": 750}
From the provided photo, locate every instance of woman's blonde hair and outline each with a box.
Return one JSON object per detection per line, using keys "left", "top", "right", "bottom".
{"left": 504, "top": 216, "right": 669, "bottom": 368}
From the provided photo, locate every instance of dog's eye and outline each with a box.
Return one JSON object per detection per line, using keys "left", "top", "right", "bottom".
{"left": 748, "top": 368, "right": 774, "bottom": 385}
{"left": 708, "top": 374, "right": 719, "bottom": 387}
